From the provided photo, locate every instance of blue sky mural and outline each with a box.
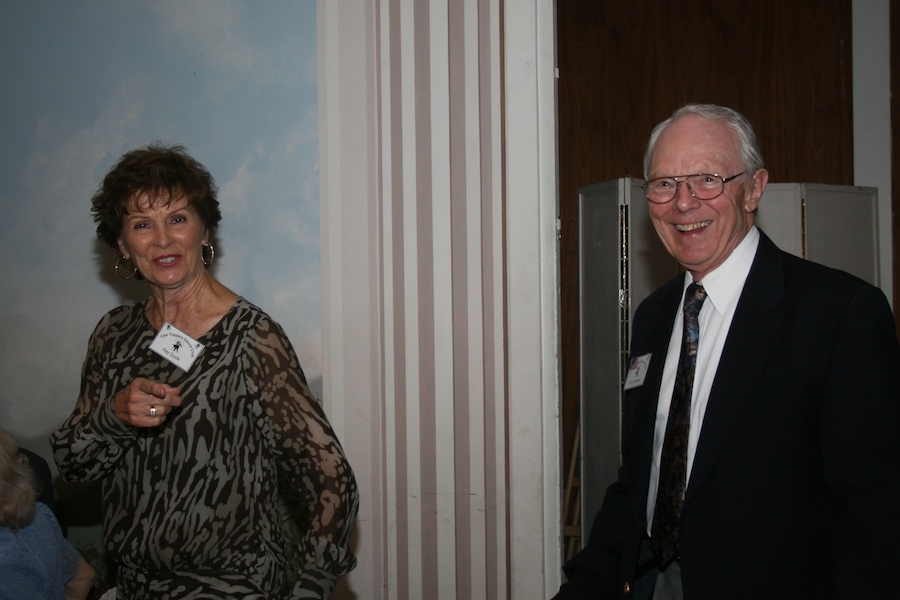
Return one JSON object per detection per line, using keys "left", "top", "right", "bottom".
{"left": 0, "top": 0, "right": 321, "bottom": 449}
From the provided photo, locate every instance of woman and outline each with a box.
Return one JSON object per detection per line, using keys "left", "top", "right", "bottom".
{"left": 1, "top": 428, "right": 96, "bottom": 599}
{"left": 51, "top": 143, "right": 358, "bottom": 599}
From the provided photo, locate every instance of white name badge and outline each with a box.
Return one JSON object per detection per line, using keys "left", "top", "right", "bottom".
{"left": 150, "top": 322, "right": 205, "bottom": 371}
{"left": 623, "top": 353, "right": 651, "bottom": 390}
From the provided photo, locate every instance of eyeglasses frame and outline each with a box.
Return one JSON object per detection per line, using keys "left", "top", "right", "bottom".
{"left": 642, "top": 172, "right": 746, "bottom": 204}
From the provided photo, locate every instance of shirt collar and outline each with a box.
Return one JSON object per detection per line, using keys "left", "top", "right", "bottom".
{"left": 682, "top": 226, "right": 759, "bottom": 315}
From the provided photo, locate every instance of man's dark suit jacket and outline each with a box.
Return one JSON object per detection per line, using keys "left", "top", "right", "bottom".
{"left": 559, "top": 231, "right": 900, "bottom": 599}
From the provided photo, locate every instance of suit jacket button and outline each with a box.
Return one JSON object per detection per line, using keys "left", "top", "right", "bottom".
{"left": 624, "top": 582, "right": 632, "bottom": 595}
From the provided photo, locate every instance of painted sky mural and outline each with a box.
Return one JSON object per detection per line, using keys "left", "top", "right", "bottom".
{"left": 0, "top": 0, "right": 321, "bottom": 453}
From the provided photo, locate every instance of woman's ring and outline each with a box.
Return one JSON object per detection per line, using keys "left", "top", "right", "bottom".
{"left": 149, "top": 406, "right": 157, "bottom": 418}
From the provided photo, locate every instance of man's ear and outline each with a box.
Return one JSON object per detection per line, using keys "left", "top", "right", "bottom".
{"left": 745, "top": 168, "right": 769, "bottom": 213}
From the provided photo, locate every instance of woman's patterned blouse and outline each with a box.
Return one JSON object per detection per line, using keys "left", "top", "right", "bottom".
{"left": 51, "top": 298, "right": 358, "bottom": 599}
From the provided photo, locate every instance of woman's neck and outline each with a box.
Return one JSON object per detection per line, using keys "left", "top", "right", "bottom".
{"left": 146, "top": 274, "right": 238, "bottom": 339}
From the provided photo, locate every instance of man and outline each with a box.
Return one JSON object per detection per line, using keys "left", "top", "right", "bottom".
{"left": 555, "top": 104, "right": 900, "bottom": 599}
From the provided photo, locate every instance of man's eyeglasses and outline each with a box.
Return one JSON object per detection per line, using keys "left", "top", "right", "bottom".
{"left": 643, "top": 173, "right": 745, "bottom": 204}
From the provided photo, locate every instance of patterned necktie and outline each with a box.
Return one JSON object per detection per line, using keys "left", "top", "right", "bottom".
{"left": 651, "top": 282, "right": 707, "bottom": 568}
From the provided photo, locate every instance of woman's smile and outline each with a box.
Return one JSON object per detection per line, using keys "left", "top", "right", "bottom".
{"left": 154, "top": 255, "right": 181, "bottom": 266}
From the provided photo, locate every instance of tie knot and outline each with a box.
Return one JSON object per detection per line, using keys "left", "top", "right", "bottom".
{"left": 684, "top": 283, "right": 706, "bottom": 316}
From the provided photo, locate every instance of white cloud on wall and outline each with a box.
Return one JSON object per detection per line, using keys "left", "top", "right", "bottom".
{"left": 0, "top": 1, "right": 321, "bottom": 446}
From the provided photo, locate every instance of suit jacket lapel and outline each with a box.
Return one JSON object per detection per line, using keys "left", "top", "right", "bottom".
{"left": 630, "top": 278, "right": 686, "bottom": 526}
{"left": 684, "top": 231, "right": 788, "bottom": 504}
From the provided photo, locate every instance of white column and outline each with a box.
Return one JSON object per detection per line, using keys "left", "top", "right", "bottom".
{"left": 504, "top": 0, "right": 562, "bottom": 596}
{"left": 851, "top": 0, "right": 893, "bottom": 304}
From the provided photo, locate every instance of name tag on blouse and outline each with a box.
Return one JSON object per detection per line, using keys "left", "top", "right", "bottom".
{"left": 150, "top": 322, "right": 205, "bottom": 371}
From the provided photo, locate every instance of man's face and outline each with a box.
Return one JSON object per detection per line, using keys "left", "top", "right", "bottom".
{"left": 646, "top": 114, "right": 767, "bottom": 281}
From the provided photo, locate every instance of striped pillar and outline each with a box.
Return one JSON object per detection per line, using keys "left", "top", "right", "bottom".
{"left": 319, "top": 1, "right": 560, "bottom": 598}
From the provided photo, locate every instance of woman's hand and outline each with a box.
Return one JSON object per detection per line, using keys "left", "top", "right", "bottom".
{"left": 113, "top": 377, "right": 182, "bottom": 427}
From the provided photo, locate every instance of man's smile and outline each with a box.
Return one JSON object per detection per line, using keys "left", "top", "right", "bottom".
{"left": 675, "top": 220, "right": 712, "bottom": 232}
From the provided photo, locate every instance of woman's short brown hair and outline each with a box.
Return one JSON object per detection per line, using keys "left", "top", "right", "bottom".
{"left": 91, "top": 143, "right": 222, "bottom": 251}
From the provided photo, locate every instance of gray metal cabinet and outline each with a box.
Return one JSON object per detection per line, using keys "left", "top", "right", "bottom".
{"left": 577, "top": 179, "right": 879, "bottom": 540}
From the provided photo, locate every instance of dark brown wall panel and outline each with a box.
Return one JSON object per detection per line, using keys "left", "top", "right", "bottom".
{"left": 558, "top": 0, "right": 854, "bottom": 527}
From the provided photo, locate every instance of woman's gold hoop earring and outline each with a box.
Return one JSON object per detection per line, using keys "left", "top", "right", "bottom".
{"left": 115, "top": 256, "right": 138, "bottom": 280}
{"left": 201, "top": 242, "right": 215, "bottom": 267}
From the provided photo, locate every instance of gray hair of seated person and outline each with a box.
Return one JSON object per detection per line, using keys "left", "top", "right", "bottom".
{"left": 0, "top": 428, "right": 37, "bottom": 530}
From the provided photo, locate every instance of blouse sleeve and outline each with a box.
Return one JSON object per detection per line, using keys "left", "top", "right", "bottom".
{"left": 50, "top": 313, "right": 139, "bottom": 482}
{"left": 244, "top": 316, "right": 359, "bottom": 598}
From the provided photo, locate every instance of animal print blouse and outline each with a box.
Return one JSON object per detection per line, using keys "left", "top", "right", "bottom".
{"left": 51, "top": 299, "right": 358, "bottom": 599}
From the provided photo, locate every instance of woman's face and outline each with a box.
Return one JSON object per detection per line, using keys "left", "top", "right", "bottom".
{"left": 117, "top": 192, "right": 209, "bottom": 291}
